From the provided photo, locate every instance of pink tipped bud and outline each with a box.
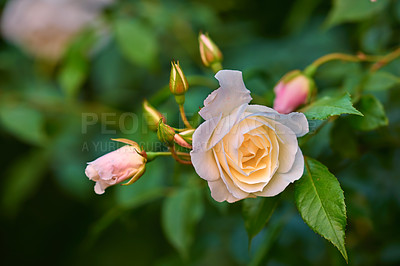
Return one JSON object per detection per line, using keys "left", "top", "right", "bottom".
{"left": 199, "top": 32, "right": 223, "bottom": 68}
{"left": 174, "top": 133, "right": 192, "bottom": 149}
{"left": 157, "top": 119, "right": 176, "bottom": 146}
{"left": 170, "top": 60, "right": 189, "bottom": 95}
{"left": 143, "top": 99, "right": 166, "bottom": 132}
{"left": 85, "top": 143, "right": 147, "bottom": 195}
{"left": 273, "top": 71, "right": 313, "bottom": 114}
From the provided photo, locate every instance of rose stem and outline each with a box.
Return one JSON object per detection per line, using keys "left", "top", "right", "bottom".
{"left": 179, "top": 104, "right": 193, "bottom": 129}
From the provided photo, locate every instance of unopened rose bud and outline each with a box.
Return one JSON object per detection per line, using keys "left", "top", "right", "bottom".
{"left": 199, "top": 33, "right": 223, "bottom": 70}
{"left": 170, "top": 60, "right": 189, "bottom": 105}
{"left": 174, "top": 134, "right": 192, "bottom": 149}
{"left": 143, "top": 99, "right": 166, "bottom": 132}
{"left": 157, "top": 119, "right": 176, "bottom": 146}
{"left": 170, "top": 61, "right": 188, "bottom": 95}
{"left": 85, "top": 142, "right": 146, "bottom": 195}
{"left": 178, "top": 129, "right": 194, "bottom": 145}
{"left": 273, "top": 70, "right": 314, "bottom": 114}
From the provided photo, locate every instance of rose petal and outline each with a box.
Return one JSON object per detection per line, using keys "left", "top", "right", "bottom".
{"left": 191, "top": 114, "right": 222, "bottom": 182}
{"left": 246, "top": 105, "right": 309, "bottom": 137}
{"left": 223, "top": 114, "right": 268, "bottom": 161}
{"left": 247, "top": 116, "right": 297, "bottom": 173}
{"left": 213, "top": 147, "right": 250, "bottom": 199}
{"left": 199, "top": 70, "right": 252, "bottom": 120}
{"left": 191, "top": 113, "right": 222, "bottom": 152}
{"left": 208, "top": 103, "right": 248, "bottom": 149}
{"left": 275, "top": 126, "right": 298, "bottom": 173}
{"left": 223, "top": 124, "right": 279, "bottom": 185}
{"left": 191, "top": 149, "right": 220, "bottom": 182}
{"left": 85, "top": 164, "right": 99, "bottom": 181}
{"left": 94, "top": 181, "right": 106, "bottom": 195}
{"left": 254, "top": 148, "right": 304, "bottom": 197}
{"left": 216, "top": 141, "right": 267, "bottom": 194}
{"left": 275, "top": 112, "right": 309, "bottom": 137}
{"left": 245, "top": 104, "right": 278, "bottom": 115}
{"left": 208, "top": 178, "right": 240, "bottom": 203}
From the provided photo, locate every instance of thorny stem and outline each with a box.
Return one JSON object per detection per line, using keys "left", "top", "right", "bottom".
{"left": 304, "top": 53, "right": 371, "bottom": 76}
{"left": 146, "top": 151, "right": 190, "bottom": 162}
{"left": 370, "top": 47, "right": 400, "bottom": 72}
{"left": 313, "top": 53, "right": 364, "bottom": 66}
{"left": 304, "top": 49, "right": 400, "bottom": 77}
{"left": 179, "top": 104, "right": 193, "bottom": 129}
{"left": 170, "top": 146, "right": 192, "bottom": 165}
{"left": 145, "top": 151, "right": 172, "bottom": 162}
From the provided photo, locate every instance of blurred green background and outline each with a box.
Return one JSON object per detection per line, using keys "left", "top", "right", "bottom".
{"left": 1, "top": 0, "right": 400, "bottom": 265}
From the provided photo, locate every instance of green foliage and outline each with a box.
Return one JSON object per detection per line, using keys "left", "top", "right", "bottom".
{"left": 302, "top": 93, "right": 362, "bottom": 120}
{"left": 330, "top": 120, "right": 359, "bottom": 159}
{"left": 295, "top": 157, "right": 347, "bottom": 262}
{"left": 58, "top": 51, "right": 89, "bottom": 99}
{"left": 57, "top": 31, "right": 94, "bottom": 99}
{"left": 115, "top": 159, "right": 167, "bottom": 209}
{"left": 350, "top": 94, "right": 389, "bottom": 131}
{"left": 248, "top": 216, "right": 285, "bottom": 266}
{"left": 162, "top": 186, "right": 204, "bottom": 259}
{"left": 114, "top": 18, "right": 159, "bottom": 68}
{"left": 0, "top": 104, "right": 47, "bottom": 145}
{"left": 2, "top": 150, "right": 49, "bottom": 217}
{"left": 364, "top": 71, "right": 400, "bottom": 91}
{"left": 326, "top": 0, "right": 390, "bottom": 27}
{"left": 242, "top": 197, "right": 279, "bottom": 242}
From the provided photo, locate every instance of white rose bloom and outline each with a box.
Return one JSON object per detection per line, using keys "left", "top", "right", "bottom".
{"left": 1, "top": 0, "right": 113, "bottom": 61}
{"left": 190, "top": 70, "right": 309, "bottom": 203}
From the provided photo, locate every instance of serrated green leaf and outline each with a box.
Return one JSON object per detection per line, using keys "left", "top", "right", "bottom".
{"left": 364, "top": 71, "right": 400, "bottom": 92}
{"left": 326, "top": 0, "right": 389, "bottom": 28}
{"left": 349, "top": 94, "right": 388, "bottom": 131}
{"left": 0, "top": 104, "right": 47, "bottom": 145}
{"left": 295, "top": 157, "right": 347, "bottom": 262}
{"left": 242, "top": 197, "right": 279, "bottom": 242}
{"left": 114, "top": 19, "right": 158, "bottom": 68}
{"left": 302, "top": 93, "right": 362, "bottom": 120}
{"left": 162, "top": 186, "right": 204, "bottom": 259}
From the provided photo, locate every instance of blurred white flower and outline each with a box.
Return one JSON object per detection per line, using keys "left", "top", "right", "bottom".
{"left": 1, "top": 0, "right": 113, "bottom": 61}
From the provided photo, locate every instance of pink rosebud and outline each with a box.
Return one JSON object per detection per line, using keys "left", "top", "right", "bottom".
{"left": 199, "top": 32, "right": 223, "bottom": 67}
{"left": 273, "top": 72, "right": 312, "bottom": 114}
{"left": 174, "top": 134, "right": 192, "bottom": 149}
{"left": 85, "top": 144, "right": 146, "bottom": 194}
